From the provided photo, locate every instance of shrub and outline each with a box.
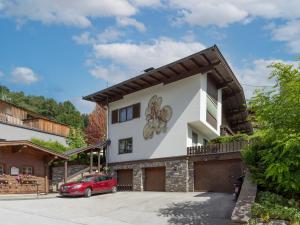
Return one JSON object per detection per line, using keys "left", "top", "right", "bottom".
{"left": 31, "top": 138, "right": 69, "bottom": 153}
{"left": 251, "top": 192, "right": 300, "bottom": 224}
{"left": 242, "top": 134, "right": 300, "bottom": 196}
{"left": 209, "top": 133, "right": 250, "bottom": 144}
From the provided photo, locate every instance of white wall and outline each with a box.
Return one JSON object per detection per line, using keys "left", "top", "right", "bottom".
{"left": 108, "top": 75, "right": 203, "bottom": 163}
{"left": 0, "top": 123, "right": 67, "bottom": 145}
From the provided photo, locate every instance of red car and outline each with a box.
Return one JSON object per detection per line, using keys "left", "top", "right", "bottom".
{"left": 60, "top": 174, "right": 117, "bottom": 197}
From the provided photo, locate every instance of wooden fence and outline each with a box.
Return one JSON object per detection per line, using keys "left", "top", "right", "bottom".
{"left": 187, "top": 140, "right": 251, "bottom": 156}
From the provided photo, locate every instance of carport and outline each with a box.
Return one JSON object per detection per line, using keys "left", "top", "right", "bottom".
{"left": 63, "top": 140, "right": 110, "bottom": 182}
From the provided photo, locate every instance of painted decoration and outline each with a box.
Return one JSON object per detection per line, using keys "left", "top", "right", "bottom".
{"left": 143, "top": 95, "right": 172, "bottom": 140}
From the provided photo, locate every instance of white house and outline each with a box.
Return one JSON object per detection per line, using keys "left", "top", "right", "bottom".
{"left": 84, "top": 45, "right": 252, "bottom": 193}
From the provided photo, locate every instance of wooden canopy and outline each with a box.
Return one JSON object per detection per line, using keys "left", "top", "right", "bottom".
{"left": 64, "top": 140, "right": 110, "bottom": 156}
{"left": 83, "top": 45, "right": 252, "bottom": 134}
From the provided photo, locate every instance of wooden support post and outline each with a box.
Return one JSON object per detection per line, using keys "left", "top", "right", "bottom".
{"left": 90, "top": 149, "right": 93, "bottom": 174}
{"left": 97, "top": 149, "right": 101, "bottom": 173}
{"left": 45, "top": 164, "right": 49, "bottom": 194}
{"left": 64, "top": 160, "right": 68, "bottom": 183}
{"left": 105, "top": 148, "right": 108, "bottom": 169}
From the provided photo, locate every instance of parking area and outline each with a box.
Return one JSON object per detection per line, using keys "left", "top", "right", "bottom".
{"left": 0, "top": 192, "right": 235, "bottom": 225}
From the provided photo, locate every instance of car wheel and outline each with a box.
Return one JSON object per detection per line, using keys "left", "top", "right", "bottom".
{"left": 84, "top": 188, "right": 92, "bottom": 198}
{"left": 111, "top": 186, "right": 117, "bottom": 193}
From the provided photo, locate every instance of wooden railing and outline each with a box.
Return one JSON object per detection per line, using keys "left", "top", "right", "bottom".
{"left": 0, "top": 111, "right": 69, "bottom": 137}
{"left": 0, "top": 175, "right": 45, "bottom": 194}
{"left": 187, "top": 140, "right": 251, "bottom": 156}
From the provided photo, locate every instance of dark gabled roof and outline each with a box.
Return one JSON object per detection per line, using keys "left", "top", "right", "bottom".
{"left": 64, "top": 139, "right": 111, "bottom": 156}
{"left": 83, "top": 45, "right": 252, "bottom": 134}
{"left": 0, "top": 140, "right": 68, "bottom": 159}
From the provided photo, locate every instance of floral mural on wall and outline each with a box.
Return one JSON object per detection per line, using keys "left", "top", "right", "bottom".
{"left": 143, "top": 95, "right": 172, "bottom": 140}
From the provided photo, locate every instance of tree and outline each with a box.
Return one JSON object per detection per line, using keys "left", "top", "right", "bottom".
{"left": 85, "top": 104, "right": 107, "bottom": 145}
{"left": 67, "top": 127, "right": 87, "bottom": 149}
{"left": 242, "top": 61, "right": 300, "bottom": 196}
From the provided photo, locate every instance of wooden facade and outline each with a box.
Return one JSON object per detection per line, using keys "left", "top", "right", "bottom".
{"left": 0, "top": 100, "right": 69, "bottom": 137}
{"left": 0, "top": 141, "right": 68, "bottom": 194}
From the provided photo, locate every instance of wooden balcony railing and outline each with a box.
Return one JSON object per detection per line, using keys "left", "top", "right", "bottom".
{"left": 0, "top": 112, "right": 69, "bottom": 137}
{"left": 187, "top": 140, "right": 251, "bottom": 156}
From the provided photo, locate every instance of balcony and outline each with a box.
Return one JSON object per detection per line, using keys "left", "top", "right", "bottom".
{"left": 187, "top": 140, "right": 251, "bottom": 156}
{"left": 0, "top": 112, "right": 69, "bottom": 137}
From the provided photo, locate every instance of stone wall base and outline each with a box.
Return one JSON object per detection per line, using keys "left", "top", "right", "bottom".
{"left": 110, "top": 153, "right": 242, "bottom": 192}
{"left": 111, "top": 158, "right": 189, "bottom": 192}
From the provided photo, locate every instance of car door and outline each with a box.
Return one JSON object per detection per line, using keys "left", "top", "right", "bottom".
{"left": 93, "top": 176, "right": 106, "bottom": 193}
{"left": 103, "top": 176, "right": 113, "bottom": 191}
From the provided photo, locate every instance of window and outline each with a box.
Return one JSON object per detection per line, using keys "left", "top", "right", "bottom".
{"left": 192, "top": 132, "right": 198, "bottom": 146}
{"left": 119, "top": 106, "right": 133, "bottom": 122}
{"left": 119, "top": 138, "right": 133, "bottom": 154}
{"left": 111, "top": 103, "right": 140, "bottom": 124}
{"left": 203, "top": 139, "right": 208, "bottom": 146}
{"left": 22, "top": 166, "right": 33, "bottom": 175}
{"left": 10, "top": 166, "right": 19, "bottom": 176}
{"left": 0, "top": 164, "right": 4, "bottom": 175}
{"left": 95, "top": 176, "right": 106, "bottom": 182}
{"left": 119, "top": 108, "right": 127, "bottom": 122}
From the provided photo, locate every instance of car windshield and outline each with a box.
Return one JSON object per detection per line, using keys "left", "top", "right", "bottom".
{"left": 80, "top": 176, "right": 94, "bottom": 182}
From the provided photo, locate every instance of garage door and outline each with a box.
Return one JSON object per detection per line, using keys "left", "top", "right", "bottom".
{"left": 194, "top": 159, "right": 243, "bottom": 193}
{"left": 144, "top": 167, "right": 165, "bottom": 191}
{"left": 117, "top": 169, "right": 133, "bottom": 191}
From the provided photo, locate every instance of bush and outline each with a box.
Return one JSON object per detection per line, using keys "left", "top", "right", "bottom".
{"left": 209, "top": 133, "right": 250, "bottom": 144}
{"left": 242, "top": 134, "right": 300, "bottom": 196}
{"left": 31, "top": 138, "right": 69, "bottom": 153}
{"left": 251, "top": 191, "right": 300, "bottom": 224}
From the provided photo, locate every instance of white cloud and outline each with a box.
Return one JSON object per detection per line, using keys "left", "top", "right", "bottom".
{"left": 0, "top": 0, "right": 137, "bottom": 28}
{"left": 117, "top": 17, "right": 146, "bottom": 32}
{"left": 130, "top": 0, "right": 162, "bottom": 7}
{"left": 93, "top": 37, "right": 206, "bottom": 73}
{"left": 89, "top": 65, "right": 128, "bottom": 85}
{"left": 270, "top": 20, "right": 300, "bottom": 53}
{"left": 71, "top": 97, "right": 95, "bottom": 114}
{"left": 88, "top": 38, "right": 206, "bottom": 85}
{"left": 72, "top": 32, "right": 92, "bottom": 45}
{"left": 97, "top": 27, "right": 124, "bottom": 43}
{"left": 73, "top": 28, "right": 124, "bottom": 46}
{"left": 169, "top": 0, "right": 300, "bottom": 27}
{"left": 11, "top": 67, "right": 39, "bottom": 85}
{"left": 235, "top": 59, "right": 298, "bottom": 99}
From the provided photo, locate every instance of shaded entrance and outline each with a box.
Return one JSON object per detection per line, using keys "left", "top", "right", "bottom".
{"left": 144, "top": 167, "right": 165, "bottom": 192}
{"left": 117, "top": 169, "right": 133, "bottom": 191}
{"left": 194, "top": 159, "right": 243, "bottom": 193}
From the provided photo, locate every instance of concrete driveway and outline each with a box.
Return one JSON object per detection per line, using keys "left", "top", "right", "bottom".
{"left": 0, "top": 192, "right": 235, "bottom": 225}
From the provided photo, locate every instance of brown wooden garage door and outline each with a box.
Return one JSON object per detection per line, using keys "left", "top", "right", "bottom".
{"left": 117, "top": 169, "right": 133, "bottom": 191}
{"left": 194, "top": 159, "right": 243, "bottom": 193}
{"left": 144, "top": 167, "right": 165, "bottom": 191}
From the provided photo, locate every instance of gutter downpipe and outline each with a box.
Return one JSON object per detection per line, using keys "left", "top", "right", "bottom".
{"left": 106, "top": 95, "right": 109, "bottom": 172}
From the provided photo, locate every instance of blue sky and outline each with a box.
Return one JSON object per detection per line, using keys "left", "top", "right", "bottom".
{"left": 0, "top": 0, "right": 299, "bottom": 113}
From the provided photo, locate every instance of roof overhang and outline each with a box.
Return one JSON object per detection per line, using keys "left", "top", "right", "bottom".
{"left": 64, "top": 139, "right": 111, "bottom": 156}
{"left": 83, "top": 45, "right": 252, "bottom": 134}
{"left": 0, "top": 140, "right": 69, "bottom": 160}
